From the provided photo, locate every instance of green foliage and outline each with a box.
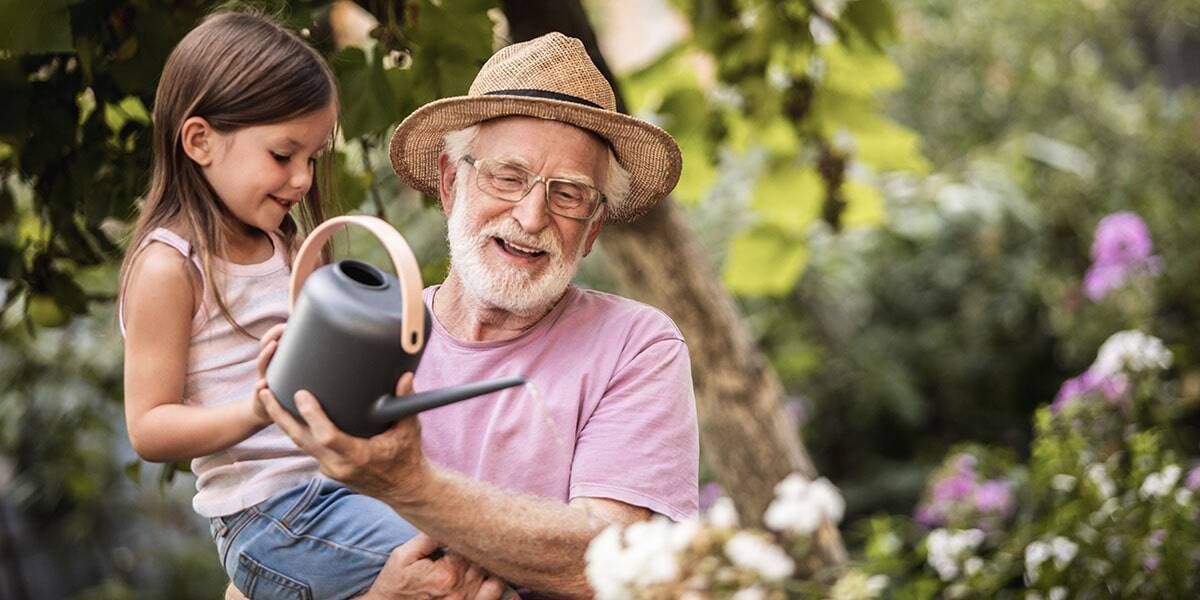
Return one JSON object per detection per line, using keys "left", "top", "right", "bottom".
{"left": 623, "top": 0, "right": 926, "bottom": 296}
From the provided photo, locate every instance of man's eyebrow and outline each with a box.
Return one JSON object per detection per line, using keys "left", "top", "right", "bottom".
{"left": 495, "top": 156, "right": 596, "bottom": 186}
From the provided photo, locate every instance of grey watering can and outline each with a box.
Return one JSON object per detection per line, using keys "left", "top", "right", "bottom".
{"left": 265, "top": 215, "right": 525, "bottom": 437}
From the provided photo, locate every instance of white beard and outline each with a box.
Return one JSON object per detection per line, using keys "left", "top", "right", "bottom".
{"left": 445, "top": 180, "right": 588, "bottom": 316}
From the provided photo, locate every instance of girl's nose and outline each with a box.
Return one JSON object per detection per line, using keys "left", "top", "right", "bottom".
{"left": 291, "top": 161, "right": 314, "bottom": 193}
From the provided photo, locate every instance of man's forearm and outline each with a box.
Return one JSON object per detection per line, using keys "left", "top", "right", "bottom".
{"left": 381, "top": 461, "right": 600, "bottom": 598}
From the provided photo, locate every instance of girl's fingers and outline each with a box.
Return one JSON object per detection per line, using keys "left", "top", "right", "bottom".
{"left": 256, "top": 340, "right": 278, "bottom": 376}
{"left": 260, "top": 323, "right": 286, "bottom": 348}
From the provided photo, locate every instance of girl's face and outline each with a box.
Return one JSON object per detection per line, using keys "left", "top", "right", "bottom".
{"left": 201, "top": 104, "right": 337, "bottom": 238}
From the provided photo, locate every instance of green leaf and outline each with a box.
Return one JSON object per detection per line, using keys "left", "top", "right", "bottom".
{"left": 841, "top": 0, "right": 898, "bottom": 51}
{"left": 841, "top": 179, "right": 885, "bottom": 228}
{"left": 332, "top": 47, "right": 408, "bottom": 139}
{"left": 751, "top": 165, "right": 824, "bottom": 233}
{"left": 673, "top": 133, "right": 717, "bottom": 205}
{"left": 813, "top": 94, "right": 930, "bottom": 174}
{"left": 0, "top": 0, "right": 77, "bottom": 54}
{"left": 722, "top": 224, "right": 809, "bottom": 296}
{"left": 821, "top": 42, "right": 903, "bottom": 97}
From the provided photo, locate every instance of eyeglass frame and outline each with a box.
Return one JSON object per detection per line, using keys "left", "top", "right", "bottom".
{"left": 460, "top": 155, "right": 607, "bottom": 221}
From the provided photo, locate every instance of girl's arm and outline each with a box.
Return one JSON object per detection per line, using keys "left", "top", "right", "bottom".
{"left": 123, "top": 244, "right": 271, "bottom": 463}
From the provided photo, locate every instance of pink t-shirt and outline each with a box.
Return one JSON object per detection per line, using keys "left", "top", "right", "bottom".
{"left": 415, "top": 285, "right": 699, "bottom": 521}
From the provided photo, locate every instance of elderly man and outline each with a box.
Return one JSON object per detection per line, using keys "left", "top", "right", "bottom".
{"left": 258, "top": 32, "right": 698, "bottom": 599}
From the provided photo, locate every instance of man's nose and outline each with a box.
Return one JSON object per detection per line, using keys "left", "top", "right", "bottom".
{"left": 511, "top": 182, "right": 551, "bottom": 234}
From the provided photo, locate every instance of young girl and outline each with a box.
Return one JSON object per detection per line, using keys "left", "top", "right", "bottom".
{"left": 119, "top": 12, "right": 420, "bottom": 599}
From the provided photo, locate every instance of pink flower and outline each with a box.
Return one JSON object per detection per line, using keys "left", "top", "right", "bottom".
{"left": 1083, "top": 212, "right": 1162, "bottom": 301}
{"left": 1052, "top": 368, "right": 1129, "bottom": 413}
{"left": 1186, "top": 466, "right": 1200, "bottom": 492}
{"left": 974, "top": 480, "right": 1014, "bottom": 516}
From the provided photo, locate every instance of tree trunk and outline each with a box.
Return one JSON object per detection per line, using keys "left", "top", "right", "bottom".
{"left": 503, "top": 0, "right": 847, "bottom": 573}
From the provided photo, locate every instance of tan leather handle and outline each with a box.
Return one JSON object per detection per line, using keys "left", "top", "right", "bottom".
{"left": 289, "top": 215, "right": 425, "bottom": 354}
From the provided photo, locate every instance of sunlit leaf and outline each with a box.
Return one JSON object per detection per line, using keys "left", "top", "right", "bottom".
{"left": 722, "top": 225, "right": 809, "bottom": 296}
{"left": 751, "top": 164, "right": 824, "bottom": 233}
{"left": 841, "top": 179, "right": 885, "bottom": 228}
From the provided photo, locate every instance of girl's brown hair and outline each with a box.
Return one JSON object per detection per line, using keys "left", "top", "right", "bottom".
{"left": 119, "top": 10, "right": 338, "bottom": 337}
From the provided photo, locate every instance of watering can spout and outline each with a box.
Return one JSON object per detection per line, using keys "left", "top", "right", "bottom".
{"left": 371, "top": 376, "right": 528, "bottom": 424}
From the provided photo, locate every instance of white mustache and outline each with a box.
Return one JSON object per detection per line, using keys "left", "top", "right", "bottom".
{"left": 478, "top": 218, "right": 560, "bottom": 256}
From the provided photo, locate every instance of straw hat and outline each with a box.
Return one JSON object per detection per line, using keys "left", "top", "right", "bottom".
{"left": 388, "top": 32, "right": 682, "bottom": 222}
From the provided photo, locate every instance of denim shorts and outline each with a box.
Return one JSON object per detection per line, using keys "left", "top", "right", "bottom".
{"left": 211, "top": 478, "right": 421, "bottom": 600}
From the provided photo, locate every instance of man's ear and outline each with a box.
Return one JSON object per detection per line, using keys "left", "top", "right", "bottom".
{"left": 581, "top": 206, "right": 606, "bottom": 257}
{"left": 437, "top": 153, "right": 457, "bottom": 217}
{"left": 180, "top": 116, "right": 217, "bottom": 167}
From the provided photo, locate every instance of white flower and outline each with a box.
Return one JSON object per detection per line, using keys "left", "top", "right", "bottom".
{"left": 764, "top": 473, "right": 845, "bottom": 535}
{"left": 1176, "top": 489, "right": 1193, "bottom": 506}
{"left": 1086, "top": 464, "right": 1116, "bottom": 498}
{"left": 1092, "top": 330, "right": 1172, "bottom": 378}
{"left": 584, "top": 518, "right": 697, "bottom": 598}
{"left": 926, "top": 529, "right": 985, "bottom": 581}
{"left": 731, "top": 587, "right": 767, "bottom": 600}
{"left": 1141, "top": 464, "right": 1182, "bottom": 499}
{"left": 1050, "top": 537, "right": 1078, "bottom": 570}
{"left": 585, "top": 526, "right": 632, "bottom": 599}
{"left": 1025, "top": 541, "right": 1050, "bottom": 583}
{"left": 725, "top": 532, "right": 795, "bottom": 581}
{"left": 829, "top": 571, "right": 888, "bottom": 599}
{"left": 1051, "top": 474, "right": 1077, "bottom": 492}
{"left": 1049, "top": 587, "right": 1067, "bottom": 600}
{"left": 708, "top": 496, "right": 740, "bottom": 529}
{"left": 964, "top": 557, "right": 984, "bottom": 577}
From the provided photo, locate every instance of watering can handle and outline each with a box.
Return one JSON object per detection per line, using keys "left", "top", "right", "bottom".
{"left": 288, "top": 215, "right": 425, "bottom": 354}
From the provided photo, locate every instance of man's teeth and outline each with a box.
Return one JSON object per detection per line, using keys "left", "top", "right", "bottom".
{"left": 499, "top": 238, "right": 544, "bottom": 256}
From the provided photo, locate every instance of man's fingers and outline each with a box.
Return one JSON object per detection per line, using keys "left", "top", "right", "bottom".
{"left": 294, "top": 391, "right": 350, "bottom": 449}
{"left": 476, "top": 577, "right": 507, "bottom": 600}
{"left": 394, "top": 371, "right": 415, "bottom": 396}
{"left": 388, "top": 534, "right": 441, "bottom": 567}
{"left": 260, "top": 389, "right": 315, "bottom": 447}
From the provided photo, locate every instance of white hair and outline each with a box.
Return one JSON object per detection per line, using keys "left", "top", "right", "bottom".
{"left": 441, "top": 123, "right": 631, "bottom": 212}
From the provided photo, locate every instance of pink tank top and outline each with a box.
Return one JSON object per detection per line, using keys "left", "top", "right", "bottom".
{"left": 120, "top": 228, "right": 319, "bottom": 517}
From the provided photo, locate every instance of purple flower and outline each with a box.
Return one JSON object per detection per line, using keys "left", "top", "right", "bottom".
{"left": 1052, "top": 368, "right": 1129, "bottom": 413}
{"left": 914, "top": 503, "right": 944, "bottom": 528}
{"left": 1083, "top": 212, "right": 1162, "bottom": 301}
{"left": 932, "top": 471, "right": 975, "bottom": 504}
{"left": 1186, "top": 466, "right": 1200, "bottom": 492}
{"left": 1091, "top": 212, "right": 1156, "bottom": 266}
{"left": 974, "top": 479, "right": 1014, "bottom": 516}
{"left": 699, "top": 481, "right": 724, "bottom": 510}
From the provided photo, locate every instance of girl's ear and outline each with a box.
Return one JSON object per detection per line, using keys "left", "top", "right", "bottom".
{"left": 180, "top": 116, "right": 216, "bottom": 167}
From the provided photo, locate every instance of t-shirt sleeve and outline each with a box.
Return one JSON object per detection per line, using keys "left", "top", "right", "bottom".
{"left": 568, "top": 335, "right": 700, "bottom": 521}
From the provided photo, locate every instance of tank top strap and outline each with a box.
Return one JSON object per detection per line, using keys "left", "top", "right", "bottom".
{"left": 119, "top": 228, "right": 208, "bottom": 337}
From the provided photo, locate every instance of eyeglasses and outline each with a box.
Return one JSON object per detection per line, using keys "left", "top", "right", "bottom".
{"left": 462, "top": 156, "right": 606, "bottom": 221}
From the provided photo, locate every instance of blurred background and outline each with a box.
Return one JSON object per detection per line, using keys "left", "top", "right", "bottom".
{"left": 1, "top": 0, "right": 1198, "bottom": 597}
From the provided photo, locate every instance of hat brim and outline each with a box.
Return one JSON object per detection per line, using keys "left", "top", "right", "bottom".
{"left": 388, "top": 94, "right": 682, "bottom": 223}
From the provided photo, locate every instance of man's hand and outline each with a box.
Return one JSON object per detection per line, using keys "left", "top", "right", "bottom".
{"left": 223, "top": 535, "right": 505, "bottom": 600}
{"left": 362, "top": 534, "right": 505, "bottom": 600}
{"left": 258, "top": 372, "right": 428, "bottom": 499}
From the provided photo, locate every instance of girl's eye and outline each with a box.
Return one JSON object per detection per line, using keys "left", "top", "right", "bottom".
{"left": 271, "top": 152, "right": 290, "bottom": 163}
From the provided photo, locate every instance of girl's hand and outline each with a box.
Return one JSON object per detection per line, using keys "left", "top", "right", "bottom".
{"left": 257, "top": 323, "right": 287, "bottom": 380}
{"left": 249, "top": 323, "right": 287, "bottom": 428}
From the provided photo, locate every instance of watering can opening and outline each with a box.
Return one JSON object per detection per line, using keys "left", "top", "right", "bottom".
{"left": 339, "top": 259, "right": 389, "bottom": 290}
